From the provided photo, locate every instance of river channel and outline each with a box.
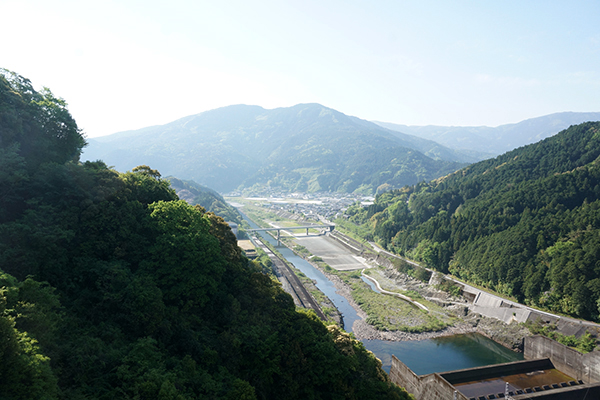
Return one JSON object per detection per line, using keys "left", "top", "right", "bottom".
{"left": 241, "top": 213, "right": 523, "bottom": 374}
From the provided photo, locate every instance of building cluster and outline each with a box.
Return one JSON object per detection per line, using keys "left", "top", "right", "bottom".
{"left": 247, "top": 191, "right": 374, "bottom": 221}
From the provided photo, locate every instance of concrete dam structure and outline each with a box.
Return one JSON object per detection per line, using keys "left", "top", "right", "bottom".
{"left": 389, "top": 335, "right": 600, "bottom": 400}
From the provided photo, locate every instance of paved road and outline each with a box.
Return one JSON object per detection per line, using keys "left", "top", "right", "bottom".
{"left": 367, "top": 241, "right": 600, "bottom": 331}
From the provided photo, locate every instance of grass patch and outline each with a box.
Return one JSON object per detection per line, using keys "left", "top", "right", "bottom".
{"left": 333, "top": 218, "right": 373, "bottom": 242}
{"left": 293, "top": 245, "right": 311, "bottom": 257}
{"left": 364, "top": 268, "right": 453, "bottom": 317}
{"left": 526, "top": 320, "right": 597, "bottom": 353}
{"left": 337, "top": 270, "right": 449, "bottom": 333}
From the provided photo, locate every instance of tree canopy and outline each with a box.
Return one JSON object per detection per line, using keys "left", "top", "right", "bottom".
{"left": 347, "top": 122, "right": 600, "bottom": 321}
{"left": 0, "top": 69, "right": 410, "bottom": 399}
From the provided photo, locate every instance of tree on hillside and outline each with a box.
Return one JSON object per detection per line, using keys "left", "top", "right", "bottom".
{"left": 0, "top": 70, "right": 412, "bottom": 399}
{"left": 349, "top": 122, "right": 600, "bottom": 321}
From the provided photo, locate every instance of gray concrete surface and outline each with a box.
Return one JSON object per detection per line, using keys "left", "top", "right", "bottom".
{"left": 294, "top": 235, "right": 370, "bottom": 271}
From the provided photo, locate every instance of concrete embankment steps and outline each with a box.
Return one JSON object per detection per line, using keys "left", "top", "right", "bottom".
{"left": 328, "top": 231, "right": 367, "bottom": 254}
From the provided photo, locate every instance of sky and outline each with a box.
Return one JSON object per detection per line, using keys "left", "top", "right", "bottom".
{"left": 2, "top": 0, "right": 600, "bottom": 138}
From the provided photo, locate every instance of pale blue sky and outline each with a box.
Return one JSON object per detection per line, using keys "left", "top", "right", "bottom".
{"left": 2, "top": 0, "right": 599, "bottom": 137}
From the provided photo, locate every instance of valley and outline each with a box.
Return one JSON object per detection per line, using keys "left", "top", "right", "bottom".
{"left": 4, "top": 64, "right": 600, "bottom": 399}
{"left": 232, "top": 196, "right": 533, "bottom": 374}
{"left": 232, "top": 193, "right": 600, "bottom": 355}
{"left": 232, "top": 196, "right": 530, "bottom": 344}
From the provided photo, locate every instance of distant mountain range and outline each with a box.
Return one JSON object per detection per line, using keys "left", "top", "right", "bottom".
{"left": 82, "top": 104, "right": 472, "bottom": 194}
{"left": 374, "top": 112, "right": 600, "bottom": 156}
{"left": 83, "top": 105, "right": 599, "bottom": 194}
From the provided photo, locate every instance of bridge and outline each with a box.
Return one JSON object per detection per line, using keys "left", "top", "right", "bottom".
{"left": 247, "top": 224, "right": 335, "bottom": 245}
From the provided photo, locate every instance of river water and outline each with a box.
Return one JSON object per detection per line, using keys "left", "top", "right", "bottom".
{"left": 242, "top": 213, "right": 523, "bottom": 374}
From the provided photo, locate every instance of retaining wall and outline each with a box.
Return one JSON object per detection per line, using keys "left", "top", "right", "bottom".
{"left": 524, "top": 335, "right": 600, "bottom": 383}
{"left": 327, "top": 231, "right": 366, "bottom": 255}
{"left": 440, "top": 358, "right": 553, "bottom": 385}
{"left": 390, "top": 356, "right": 469, "bottom": 400}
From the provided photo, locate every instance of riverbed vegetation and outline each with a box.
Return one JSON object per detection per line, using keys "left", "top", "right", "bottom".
{"left": 291, "top": 235, "right": 452, "bottom": 333}
{"left": 354, "top": 283, "right": 447, "bottom": 332}
{"left": 0, "top": 70, "right": 412, "bottom": 400}
{"left": 264, "top": 221, "right": 454, "bottom": 334}
{"left": 341, "top": 269, "right": 450, "bottom": 333}
{"left": 363, "top": 268, "right": 449, "bottom": 312}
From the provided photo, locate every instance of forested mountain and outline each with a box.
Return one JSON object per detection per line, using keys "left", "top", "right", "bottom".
{"left": 346, "top": 122, "right": 600, "bottom": 322}
{"left": 82, "top": 104, "right": 472, "bottom": 194}
{"left": 375, "top": 112, "right": 600, "bottom": 156}
{"left": 0, "top": 69, "right": 410, "bottom": 399}
{"left": 167, "top": 177, "right": 243, "bottom": 224}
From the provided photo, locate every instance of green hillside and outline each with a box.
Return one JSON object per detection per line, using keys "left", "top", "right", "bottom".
{"left": 345, "top": 122, "right": 600, "bottom": 321}
{"left": 0, "top": 70, "right": 411, "bottom": 399}
{"left": 167, "top": 177, "right": 242, "bottom": 224}
{"left": 82, "top": 104, "right": 470, "bottom": 194}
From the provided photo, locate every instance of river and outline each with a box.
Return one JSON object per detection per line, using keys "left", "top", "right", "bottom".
{"left": 241, "top": 212, "right": 523, "bottom": 374}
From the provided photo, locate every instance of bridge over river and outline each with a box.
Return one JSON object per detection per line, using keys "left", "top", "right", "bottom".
{"left": 247, "top": 224, "right": 334, "bottom": 245}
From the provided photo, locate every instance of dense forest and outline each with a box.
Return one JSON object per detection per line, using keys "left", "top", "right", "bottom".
{"left": 0, "top": 69, "right": 410, "bottom": 399}
{"left": 167, "top": 177, "right": 243, "bottom": 224}
{"left": 345, "top": 121, "right": 600, "bottom": 321}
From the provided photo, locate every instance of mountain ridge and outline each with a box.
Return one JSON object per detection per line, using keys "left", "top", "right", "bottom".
{"left": 374, "top": 111, "right": 600, "bottom": 156}
{"left": 83, "top": 103, "right": 471, "bottom": 194}
{"left": 346, "top": 121, "right": 600, "bottom": 321}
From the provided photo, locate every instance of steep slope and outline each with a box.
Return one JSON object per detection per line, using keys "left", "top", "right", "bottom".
{"left": 83, "top": 104, "right": 469, "bottom": 193}
{"left": 0, "top": 70, "right": 412, "bottom": 399}
{"left": 375, "top": 111, "right": 600, "bottom": 156}
{"left": 347, "top": 122, "right": 600, "bottom": 321}
{"left": 167, "top": 176, "right": 243, "bottom": 224}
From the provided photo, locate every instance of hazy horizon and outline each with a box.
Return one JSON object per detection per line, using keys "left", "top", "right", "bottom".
{"left": 2, "top": 0, "right": 599, "bottom": 138}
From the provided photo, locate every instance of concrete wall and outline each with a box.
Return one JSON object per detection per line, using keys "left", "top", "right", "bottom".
{"left": 458, "top": 286, "right": 533, "bottom": 324}
{"left": 327, "top": 231, "right": 365, "bottom": 255}
{"left": 524, "top": 335, "right": 600, "bottom": 383}
{"left": 511, "top": 383, "right": 600, "bottom": 399}
{"left": 389, "top": 355, "right": 420, "bottom": 395}
{"left": 440, "top": 358, "right": 553, "bottom": 384}
{"left": 471, "top": 303, "right": 532, "bottom": 324}
{"left": 390, "top": 356, "right": 469, "bottom": 400}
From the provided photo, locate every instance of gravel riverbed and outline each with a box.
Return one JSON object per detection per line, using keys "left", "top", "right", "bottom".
{"left": 284, "top": 235, "right": 530, "bottom": 350}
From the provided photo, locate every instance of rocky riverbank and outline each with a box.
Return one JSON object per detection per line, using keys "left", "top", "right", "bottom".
{"left": 280, "top": 231, "right": 531, "bottom": 352}
{"left": 321, "top": 266, "right": 529, "bottom": 348}
{"left": 295, "top": 246, "right": 530, "bottom": 351}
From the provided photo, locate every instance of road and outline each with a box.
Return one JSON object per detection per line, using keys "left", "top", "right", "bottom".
{"left": 367, "top": 240, "right": 600, "bottom": 331}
